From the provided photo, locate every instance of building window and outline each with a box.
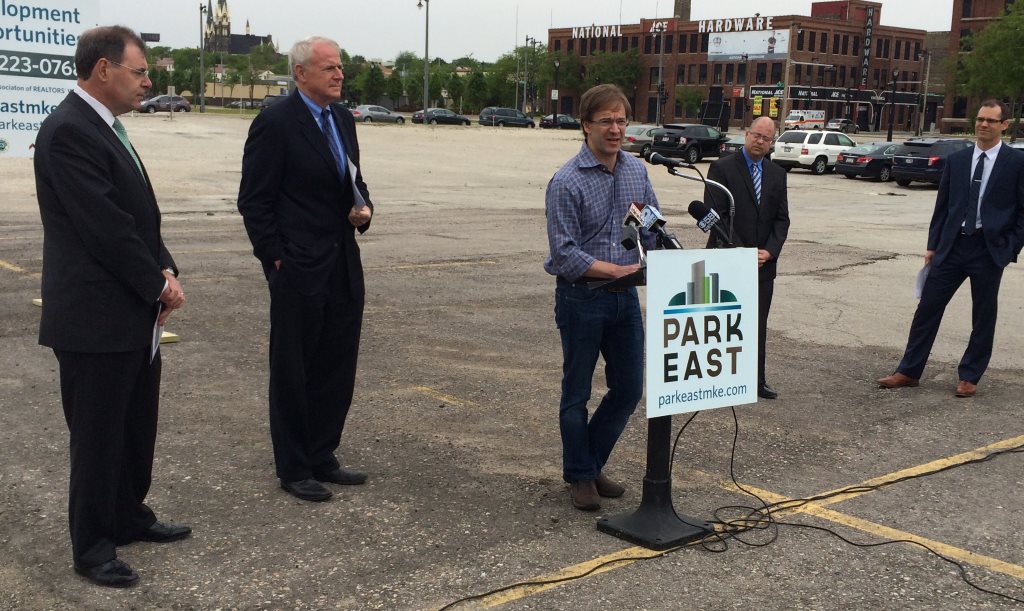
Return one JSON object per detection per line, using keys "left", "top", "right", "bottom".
{"left": 873, "top": 68, "right": 881, "bottom": 88}
{"left": 689, "top": 64, "right": 697, "bottom": 84}
{"left": 644, "top": 36, "right": 652, "bottom": 54}
{"left": 650, "top": 67, "right": 661, "bottom": 90}
{"left": 809, "top": 31, "right": 817, "bottom": 51}
{"left": 580, "top": 40, "right": 587, "bottom": 56}
{"left": 725, "top": 63, "right": 735, "bottom": 84}
{"left": 960, "top": 29, "right": 973, "bottom": 51}
{"left": 839, "top": 65, "right": 846, "bottom": 84}
{"left": 756, "top": 62, "right": 767, "bottom": 84}
{"left": 713, "top": 64, "right": 722, "bottom": 84}
{"left": 676, "top": 64, "right": 684, "bottom": 84}
{"left": 611, "top": 37, "right": 618, "bottom": 52}
{"left": 631, "top": 36, "right": 639, "bottom": 49}
{"left": 833, "top": 33, "right": 840, "bottom": 54}
{"left": 600, "top": 37, "right": 607, "bottom": 52}
{"left": 737, "top": 63, "right": 747, "bottom": 84}
{"left": 678, "top": 34, "right": 686, "bottom": 52}
{"left": 963, "top": 0, "right": 973, "bottom": 18}
{"left": 852, "top": 36, "right": 860, "bottom": 56}
{"left": 567, "top": 39, "right": 574, "bottom": 53}
{"left": 699, "top": 64, "right": 708, "bottom": 84}
{"left": 795, "top": 64, "right": 803, "bottom": 84}
{"left": 771, "top": 63, "right": 782, "bottom": 84}
{"left": 665, "top": 34, "right": 673, "bottom": 53}
{"left": 842, "top": 34, "right": 849, "bottom": 55}
{"left": 690, "top": 33, "right": 698, "bottom": 53}
{"left": 554, "top": 40, "right": 561, "bottom": 52}
{"left": 820, "top": 32, "right": 828, "bottom": 53}
{"left": 734, "top": 100, "right": 744, "bottom": 119}
{"left": 701, "top": 33, "right": 709, "bottom": 52}
{"left": 895, "top": 40, "right": 902, "bottom": 60}
{"left": 591, "top": 38, "right": 597, "bottom": 53}
{"left": 904, "top": 42, "right": 911, "bottom": 60}
{"left": 797, "top": 30, "right": 805, "bottom": 51}
{"left": 883, "top": 38, "right": 890, "bottom": 58}
{"left": 914, "top": 42, "right": 921, "bottom": 60}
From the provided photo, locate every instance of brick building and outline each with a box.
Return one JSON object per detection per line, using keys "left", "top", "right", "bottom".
{"left": 547, "top": 0, "right": 941, "bottom": 132}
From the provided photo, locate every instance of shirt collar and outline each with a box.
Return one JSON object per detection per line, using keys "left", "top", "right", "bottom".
{"left": 72, "top": 85, "right": 116, "bottom": 129}
{"left": 574, "top": 142, "right": 625, "bottom": 172}
{"left": 297, "top": 89, "right": 328, "bottom": 121}
{"left": 741, "top": 147, "right": 762, "bottom": 171}
{"left": 975, "top": 141, "right": 1001, "bottom": 161}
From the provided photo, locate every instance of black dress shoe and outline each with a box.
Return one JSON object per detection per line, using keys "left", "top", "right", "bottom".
{"left": 74, "top": 558, "right": 139, "bottom": 588}
{"left": 281, "top": 478, "right": 332, "bottom": 501}
{"left": 758, "top": 383, "right": 778, "bottom": 399}
{"left": 314, "top": 467, "right": 368, "bottom": 486}
{"left": 135, "top": 521, "right": 192, "bottom": 543}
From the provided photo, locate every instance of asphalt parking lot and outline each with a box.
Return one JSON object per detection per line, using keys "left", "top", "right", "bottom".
{"left": 1, "top": 114, "right": 1023, "bottom": 610}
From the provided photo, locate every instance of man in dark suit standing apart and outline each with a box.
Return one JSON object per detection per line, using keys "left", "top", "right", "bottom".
{"left": 238, "top": 36, "right": 373, "bottom": 502}
{"left": 878, "top": 99, "right": 1024, "bottom": 397}
{"left": 705, "top": 116, "right": 790, "bottom": 399}
{"left": 34, "top": 26, "right": 191, "bottom": 587}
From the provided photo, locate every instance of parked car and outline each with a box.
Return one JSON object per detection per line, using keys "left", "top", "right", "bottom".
{"left": 835, "top": 141, "right": 898, "bottom": 181}
{"left": 622, "top": 124, "right": 659, "bottom": 158}
{"left": 1006, "top": 140, "right": 1024, "bottom": 150}
{"left": 412, "top": 108, "right": 471, "bottom": 125}
{"left": 478, "top": 106, "right": 535, "bottom": 127}
{"left": 226, "top": 99, "right": 255, "bottom": 109}
{"left": 718, "top": 133, "right": 775, "bottom": 161}
{"left": 539, "top": 114, "right": 581, "bottom": 129}
{"left": 140, "top": 95, "right": 191, "bottom": 113}
{"left": 892, "top": 138, "right": 974, "bottom": 186}
{"left": 772, "top": 129, "right": 857, "bottom": 175}
{"left": 826, "top": 118, "right": 859, "bottom": 134}
{"left": 351, "top": 105, "right": 405, "bottom": 124}
{"left": 259, "top": 94, "right": 289, "bottom": 111}
{"left": 650, "top": 123, "right": 728, "bottom": 164}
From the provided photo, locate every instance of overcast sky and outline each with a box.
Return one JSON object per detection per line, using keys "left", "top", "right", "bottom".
{"left": 101, "top": 0, "right": 955, "bottom": 62}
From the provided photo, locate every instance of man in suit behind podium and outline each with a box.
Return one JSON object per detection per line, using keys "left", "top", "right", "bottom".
{"left": 34, "top": 26, "right": 191, "bottom": 587}
{"left": 238, "top": 36, "right": 373, "bottom": 503}
{"left": 878, "top": 99, "right": 1024, "bottom": 397}
{"left": 705, "top": 116, "right": 790, "bottom": 399}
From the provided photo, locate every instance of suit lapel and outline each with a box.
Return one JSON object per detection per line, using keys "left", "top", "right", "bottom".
{"left": 731, "top": 152, "right": 758, "bottom": 213}
{"left": 291, "top": 94, "right": 343, "bottom": 184}
{"left": 67, "top": 93, "right": 156, "bottom": 201}
{"left": 982, "top": 146, "right": 1009, "bottom": 205}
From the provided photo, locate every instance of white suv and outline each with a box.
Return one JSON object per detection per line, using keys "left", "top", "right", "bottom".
{"left": 772, "top": 130, "right": 857, "bottom": 175}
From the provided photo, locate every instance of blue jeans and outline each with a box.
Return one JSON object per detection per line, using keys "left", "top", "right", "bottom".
{"left": 555, "top": 282, "right": 644, "bottom": 482}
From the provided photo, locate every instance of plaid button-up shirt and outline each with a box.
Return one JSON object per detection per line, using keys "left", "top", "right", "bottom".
{"left": 544, "top": 143, "right": 660, "bottom": 281}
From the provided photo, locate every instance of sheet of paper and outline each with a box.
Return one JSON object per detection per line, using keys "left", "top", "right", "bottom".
{"left": 347, "top": 158, "right": 367, "bottom": 208}
{"left": 150, "top": 306, "right": 163, "bottom": 363}
{"left": 915, "top": 263, "right": 930, "bottom": 300}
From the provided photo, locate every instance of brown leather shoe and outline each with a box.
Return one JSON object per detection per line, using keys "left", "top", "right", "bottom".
{"left": 955, "top": 380, "right": 977, "bottom": 398}
{"left": 569, "top": 480, "right": 601, "bottom": 511}
{"left": 595, "top": 473, "right": 625, "bottom": 498}
{"left": 876, "top": 372, "right": 919, "bottom": 388}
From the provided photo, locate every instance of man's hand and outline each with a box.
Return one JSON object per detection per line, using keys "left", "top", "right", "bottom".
{"left": 612, "top": 263, "right": 642, "bottom": 278}
{"left": 159, "top": 272, "right": 186, "bottom": 309}
{"left": 348, "top": 205, "right": 372, "bottom": 227}
{"left": 158, "top": 306, "right": 173, "bottom": 326}
{"left": 757, "top": 249, "right": 773, "bottom": 268}
{"left": 924, "top": 250, "right": 935, "bottom": 265}
{"left": 274, "top": 259, "right": 281, "bottom": 270}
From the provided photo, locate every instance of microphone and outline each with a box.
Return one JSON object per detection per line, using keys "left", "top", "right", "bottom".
{"left": 622, "top": 201, "right": 645, "bottom": 227}
{"left": 645, "top": 150, "right": 695, "bottom": 169}
{"left": 639, "top": 206, "right": 667, "bottom": 232}
{"left": 688, "top": 200, "right": 732, "bottom": 246}
{"left": 620, "top": 224, "right": 640, "bottom": 251}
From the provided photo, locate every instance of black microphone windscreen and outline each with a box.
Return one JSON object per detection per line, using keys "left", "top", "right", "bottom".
{"left": 688, "top": 200, "right": 710, "bottom": 219}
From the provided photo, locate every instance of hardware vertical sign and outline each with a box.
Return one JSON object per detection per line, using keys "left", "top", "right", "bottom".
{"left": 0, "top": 0, "right": 97, "bottom": 157}
{"left": 860, "top": 6, "right": 874, "bottom": 87}
{"left": 646, "top": 249, "right": 759, "bottom": 418}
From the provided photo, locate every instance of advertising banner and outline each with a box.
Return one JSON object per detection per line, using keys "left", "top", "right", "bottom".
{"left": 708, "top": 30, "right": 789, "bottom": 62}
{"left": 0, "top": 0, "right": 97, "bottom": 157}
{"left": 645, "top": 249, "right": 758, "bottom": 418}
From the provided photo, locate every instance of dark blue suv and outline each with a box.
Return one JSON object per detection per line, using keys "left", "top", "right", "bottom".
{"left": 892, "top": 138, "right": 974, "bottom": 186}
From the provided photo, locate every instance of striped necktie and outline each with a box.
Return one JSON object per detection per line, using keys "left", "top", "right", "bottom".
{"left": 112, "top": 118, "right": 143, "bottom": 174}
{"left": 751, "top": 162, "right": 762, "bottom": 205}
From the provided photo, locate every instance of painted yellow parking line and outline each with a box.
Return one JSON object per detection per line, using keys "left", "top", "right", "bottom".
{"left": 412, "top": 386, "right": 478, "bottom": 408}
{"left": 0, "top": 259, "right": 26, "bottom": 273}
{"left": 734, "top": 483, "right": 1024, "bottom": 581}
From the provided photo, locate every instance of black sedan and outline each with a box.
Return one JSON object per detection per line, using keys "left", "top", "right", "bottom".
{"left": 651, "top": 123, "right": 728, "bottom": 164}
{"left": 540, "top": 114, "right": 581, "bottom": 129}
{"left": 412, "top": 108, "right": 471, "bottom": 125}
{"left": 835, "top": 141, "right": 898, "bottom": 181}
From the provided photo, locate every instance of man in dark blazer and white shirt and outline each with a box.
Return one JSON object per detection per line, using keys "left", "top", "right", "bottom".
{"left": 878, "top": 99, "right": 1024, "bottom": 397}
{"left": 705, "top": 116, "right": 791, "bottom": 399}
{"left": 34, "top": 26, "right": 191, "bottom": 588}
{"left": 238, "top": 36, "right": 373, "bottom": 502}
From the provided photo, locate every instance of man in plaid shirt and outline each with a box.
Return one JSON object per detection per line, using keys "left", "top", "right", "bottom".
{"left": 544, "top": 84, "right": 660, "bottom": 511}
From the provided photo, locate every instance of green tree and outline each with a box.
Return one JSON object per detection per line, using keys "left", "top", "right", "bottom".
{"left": 385, "top": 69, "right": 404, "bottom": 106}
{"left": 485, "top": 51, "right": 519, "bottom": 108}
{"left": 584, "top": 49, "right": 641, "bottom": 93}
{"left": 359, "top": 64, "right": 387, "bottom": 105}
{"left": 956, "top": 0, "right": 1024, "bottom": 139}
{"left": 465, "top": 70, "right": 488, "bottom": 112}
{"left": 676, "top": 87, "right": 703, "bottom": 118}
{"left": 446, "top": 72, "right": 465, "bottom": 110}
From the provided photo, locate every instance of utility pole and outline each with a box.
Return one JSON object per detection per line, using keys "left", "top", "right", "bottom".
{"left": 777, "top": 21, "right": 799, "bottom": 133}
{"left": 916, "top": 50, "right": 931, "bottom": 136}
{"left": 655, "top": 22, "right": 666, "bottom": 125}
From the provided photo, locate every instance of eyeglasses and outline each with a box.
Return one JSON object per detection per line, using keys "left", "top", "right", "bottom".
{"left": 107, "top": 60, "right": 149, "bottom": 78}
{"left": 975, "top": 117, "right": 1004, "bottom": 124}
{"left": 589, "top": 117, "right": 628, "bottom": 128}
{"left": 747, "top": 132, "right": 773, "bottom": 143}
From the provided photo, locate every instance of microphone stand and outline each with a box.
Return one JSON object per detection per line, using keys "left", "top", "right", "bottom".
{"left": 667, "top": 167, "right": 736, "bottom": 248}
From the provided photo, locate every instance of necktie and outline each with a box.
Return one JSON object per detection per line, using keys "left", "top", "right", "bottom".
{"left": 320, "top": 108, "right": 347, "bottom": 178}
{"left": 111, "top": 118, "right": 143, "bottom": 174}
{"left": 751, "top": 162, "right": 762, "bottom": 205}
{"left": 964, "top": 153, "right": 985, "bottom": 235}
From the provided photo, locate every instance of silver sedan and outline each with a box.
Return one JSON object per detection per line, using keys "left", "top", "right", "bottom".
{"left": 352, "top": 105, "right": 405, "bottom": 124}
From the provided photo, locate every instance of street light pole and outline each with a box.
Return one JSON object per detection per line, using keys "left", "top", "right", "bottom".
{"left": 916, "top": 50, "right": 931, "bottom": 136}
{"left": 655, "top": 23, "right": 666, "bottom": 125}
{"left": 553, "top": 59, "right": 560, "bottom": 126}
{"left": 418, "top": 0, "right": 429, "bottom": 122}
{"left": 198, "top": 3, "right": 206, "bottom": 113}
{"left": 887, "top": 68, "right": 899, "bottom": 142}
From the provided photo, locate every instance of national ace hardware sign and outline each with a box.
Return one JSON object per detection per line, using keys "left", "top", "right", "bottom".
{"left": 646, "top": 249, "right": 758, "bottom": 418}
{"left": 0, "top": 0, "right": 97, "bottom": 157}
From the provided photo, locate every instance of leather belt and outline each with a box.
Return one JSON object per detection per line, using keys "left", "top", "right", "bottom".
{"left": 557, "top": 276, "right": 626, "bottom": 292}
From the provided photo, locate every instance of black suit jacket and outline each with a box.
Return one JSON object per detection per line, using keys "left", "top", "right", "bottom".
{"left": 928, "top": 145, "right": 1024, "bottom": 269}
{"left": 705, "top": 150, "right": 791, "bottom": 281}
{"left": 237, "top": 90, "right": 373, "bottom": 296}
{"left": 34, "top": 92, "right": 175, "bottom": 353}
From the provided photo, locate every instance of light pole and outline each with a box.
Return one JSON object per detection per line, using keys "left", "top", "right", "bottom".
{"left": 198, "top": 3, "right": 206, "bottom": 113}
{"left": 553, "top": 59, "right": 560, "bottom": 126}
{"left": 887, "top": 68, "right": 899, "bottom": 142}
{"left": 777, "top": 22, "right": 800, "bottom": 133}
{"left": 916, "top": 50, "right": 932, "bottom": 136}
{"left": 655, "top": 22, "right": 666, "bottom": 125}
{"left": 740, "top": 53, "right": 749, "bottom": 126}
{"left": 417, "top": 0, "right": 429, "bottom": 122}
{"left": 522, "top": 36, "right": 537, "bottom": 112}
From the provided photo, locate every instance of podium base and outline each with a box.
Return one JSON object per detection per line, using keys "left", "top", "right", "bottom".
{"left": 596, "top": 476, "right": 713, "bottom": 550}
